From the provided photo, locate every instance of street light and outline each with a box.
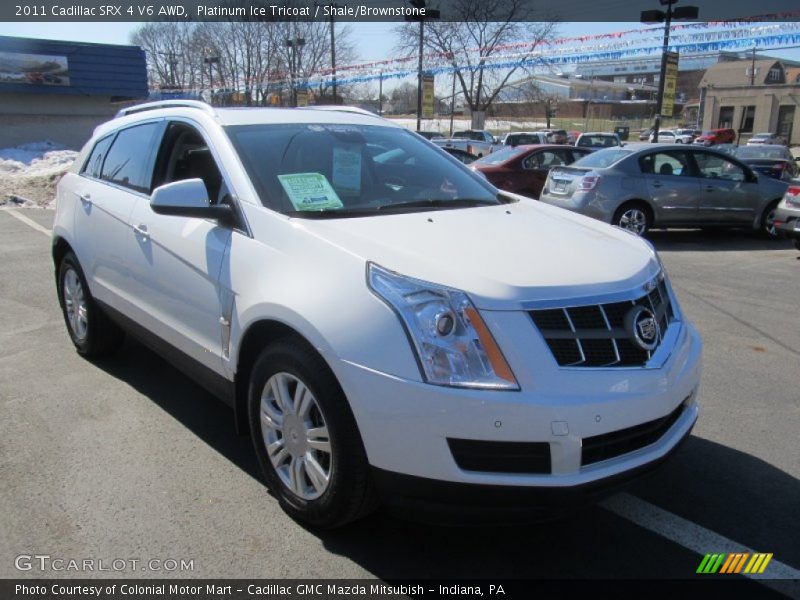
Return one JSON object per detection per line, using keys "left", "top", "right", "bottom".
{"left": 406, "top": 0, "right": 440, "bottom": 131}
{"left": 641, "top": 0, "right": 698, "bottom": 142}
{"left": 286, "top": 37, "right": 306, "bottom": 107}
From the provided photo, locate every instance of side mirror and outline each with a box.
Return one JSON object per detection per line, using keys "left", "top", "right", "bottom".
{"left": 150, "top": 178, "right": 233, "bottom": 223}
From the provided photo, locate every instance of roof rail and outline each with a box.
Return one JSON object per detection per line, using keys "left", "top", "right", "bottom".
{"left": 115, "top": 100, "right": 216, "bottom": 119}
{"left": 299, "top": 105, "right": 379, "bottom": 117}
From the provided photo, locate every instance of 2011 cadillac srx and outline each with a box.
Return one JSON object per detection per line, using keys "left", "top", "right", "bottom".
{"left": 53, "top": 101, "right": 701, "bottom": 527}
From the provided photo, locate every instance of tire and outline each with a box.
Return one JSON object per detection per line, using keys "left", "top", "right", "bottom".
{"left": 613, "top": 202, "right": 652, "bottom": 236}
{"left": 57, "top": 252, "right": 124, "bottom": 357}
{"left": 247, "top": 338, "right": 377, "bottom": 528}
{"left": 759, "top": 201, "right": 780, "bottom": 239}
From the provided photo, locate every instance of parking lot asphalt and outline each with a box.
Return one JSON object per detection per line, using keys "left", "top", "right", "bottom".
{"left": 0, "top": 208, "right": 798, "bottom": 593}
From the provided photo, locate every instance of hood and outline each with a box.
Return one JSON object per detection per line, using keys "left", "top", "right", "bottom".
{"left": 294, "top": 197, "right": 659, "bottom": 310}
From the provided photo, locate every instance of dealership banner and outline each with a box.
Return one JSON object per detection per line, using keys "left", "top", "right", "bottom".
{"left": 0, "top": 51, "right": 69, "bottom": 86}
{"left": 421, "top": 75, "right": 435, "bottom": 119}
{"left": 661, "top": 52, "right": 679, "bottom": 118}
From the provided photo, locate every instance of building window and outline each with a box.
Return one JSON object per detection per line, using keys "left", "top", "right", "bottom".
{"left": 767, "top": 67, "right": 783, "bottom": 83}
{"left": 718, "top": 106, "right": 734, "bottom": 129}
{"left": 740, "top": 106, "right": 755, "bottom": 132}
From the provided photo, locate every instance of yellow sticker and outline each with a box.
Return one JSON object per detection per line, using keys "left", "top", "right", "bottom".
{"left": 278, "top": 173, "right": 344, "bottom": 211}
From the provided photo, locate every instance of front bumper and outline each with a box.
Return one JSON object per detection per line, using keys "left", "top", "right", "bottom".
{"left": 335, "top": 312, "right": 702, "bottom": 497}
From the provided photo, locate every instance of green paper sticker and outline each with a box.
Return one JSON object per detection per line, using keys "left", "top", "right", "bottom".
{"left": 278, "top": 173, "right": 344, "bottom": 211}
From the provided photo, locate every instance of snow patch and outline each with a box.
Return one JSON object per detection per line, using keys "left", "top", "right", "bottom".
{"left": 0, "top": 141, "right": 78, "bottom": 208}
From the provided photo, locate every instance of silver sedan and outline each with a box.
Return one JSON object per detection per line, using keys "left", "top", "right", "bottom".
{"left": 538, "top": 144, "right": 789, "bottom": 237}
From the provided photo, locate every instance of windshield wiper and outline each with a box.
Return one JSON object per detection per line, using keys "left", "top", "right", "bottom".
{"left": 286, "top": 207, "right": 380, "bottom": 219}
{"left": 377, "top": 198, "right": 498, "bottom": 211}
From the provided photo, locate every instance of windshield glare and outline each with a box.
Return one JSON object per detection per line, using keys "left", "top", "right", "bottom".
{"left": 572, "top": 148, "right": 632, "bottom": 169}
{"left": 226, "top": 124, "right": 500, "bottom": 217}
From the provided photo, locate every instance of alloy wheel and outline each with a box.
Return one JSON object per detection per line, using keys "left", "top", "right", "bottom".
{"left": 259, "top": 372, "right": 333, "bottom": 500}
{"left": 618, "top": 208, "right": 648, "bottom": 235}
{"left": 62, "top": 267, "right": 88, "bottom": 341}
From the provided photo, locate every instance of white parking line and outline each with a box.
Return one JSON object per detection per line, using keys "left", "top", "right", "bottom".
{"left": 1, "top": 208, "right": 52, "bottom": 237}
{"left": 602, "top": 493, "right": 799, "bottom": 595}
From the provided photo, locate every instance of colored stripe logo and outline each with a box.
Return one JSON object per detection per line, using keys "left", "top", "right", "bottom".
{"left": 697, "top": 553, "right": 773, "bottom": 574}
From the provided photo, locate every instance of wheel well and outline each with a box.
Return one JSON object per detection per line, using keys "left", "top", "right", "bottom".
{"left": 52, "top": 237, "right": 73, "bottom": 269}
{"left": 233, "top": 320, "right": 318, "bottom": 435}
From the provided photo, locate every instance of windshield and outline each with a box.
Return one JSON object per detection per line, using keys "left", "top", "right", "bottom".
{"left": 572, "top": 148, "right": 632, "bottom": 169}
{"left": 473, "top": 146, "right": 527, "bottom": 165}
{"left": 735, "top": 146, "right": 789, "bottom": 160}
{"left": 577, "top": 135, "right": 619, "bottom": 147}
{"left": 226, "top": 123, "right": 501, "bottom": 217}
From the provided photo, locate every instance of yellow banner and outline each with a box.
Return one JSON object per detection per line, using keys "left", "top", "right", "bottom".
{"left": 422, "top": 74, "right": 435, "bottom": 119}
{"left": 661, "top": 52, "right": 679, "bottom": 118}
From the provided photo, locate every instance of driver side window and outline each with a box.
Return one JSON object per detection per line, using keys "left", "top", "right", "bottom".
{"left": 152, "top": 122, "right": 229, "bottom": 204}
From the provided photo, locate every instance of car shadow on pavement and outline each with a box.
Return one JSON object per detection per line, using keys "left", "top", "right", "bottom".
{"left": 92, "top": 339, "right": 799, "bottom": 579}
{"left": 92, "top": 337, "right": 264, "bottom": 483}
{"left": 314, "top": 440, "right": 799, "bottom": 580}
{"left": 647, "top": 229, "right": 794, "bottom": 252}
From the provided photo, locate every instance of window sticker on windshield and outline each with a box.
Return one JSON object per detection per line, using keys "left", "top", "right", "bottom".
{"left": 332, "top": 144, "right": 362, "bottom": 195}
{"left": 278, "top": 173, "right": 344, "bottom": 211}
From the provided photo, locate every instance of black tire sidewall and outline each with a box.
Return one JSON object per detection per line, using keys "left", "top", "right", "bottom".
{"left": 57, "top": 253, "right": 95, "bottom": 354}
{"left": 247, "top": 340, "right": 367, "bottom": 527}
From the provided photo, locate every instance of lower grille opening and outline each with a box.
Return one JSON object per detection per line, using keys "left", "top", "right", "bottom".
{"left": 581, "top": 404, "right": 685, "bottom": 466}
{"left": 448, "top": 438, "right": 551, "bottom": 474}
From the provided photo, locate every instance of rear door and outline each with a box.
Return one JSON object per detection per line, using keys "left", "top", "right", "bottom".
{"left": 70, "top": 122, "right": 163, "bottom": 311}
{"left": 520, "top": 148, "right": 573, "bottom": 198}
{"left": 638, "top": 150, "right": 701, "bottom": 224}
{"left": 692, "top": 151, "right": 760, "bottom": 224}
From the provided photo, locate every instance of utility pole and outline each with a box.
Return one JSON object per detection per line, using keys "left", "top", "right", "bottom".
{"left": 448, "top": 55, "right": 457, "bottom": 137}
{"left": 378, "top": 72, "right": 383, "bottom": 116}
{"left": 406, "top": 0, "right": 440, "bottom": 131}
{"left": 641, "top": 0, "right": 699, "bottom": 143}
{"left": 329, "top": 3, "right": 340, "bottom": 103}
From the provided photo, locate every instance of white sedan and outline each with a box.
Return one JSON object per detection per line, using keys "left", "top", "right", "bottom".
{"left": 747, "top": 133, "right": 785, "bottom": 146}
{"left": 649, "top": 130, "right": 685, "bottom": 143}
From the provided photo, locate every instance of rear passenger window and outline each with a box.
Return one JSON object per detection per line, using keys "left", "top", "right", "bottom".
{"left": 100, "top": 123, "right": 160, "bottom": 193}
{"left": 640, "top": 152, "right": 691, "bottom": 177}
{"left": 81, "top": 135, "right": 114, "bottom": 179}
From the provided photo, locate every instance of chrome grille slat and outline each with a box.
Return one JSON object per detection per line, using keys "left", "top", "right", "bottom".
{"left": 530, "top": 276, "right": 675, "bottom": 368}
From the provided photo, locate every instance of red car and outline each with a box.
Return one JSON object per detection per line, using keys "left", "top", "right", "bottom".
{"left": 470, "top": 144, "right": 593, "bottom": 199}
{"left": 693, "top": 128, "right": 736, "bottom": 146}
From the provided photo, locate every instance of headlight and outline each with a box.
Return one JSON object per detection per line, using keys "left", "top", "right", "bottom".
{"left": 368, "top": 263, "right": 518, "bottom": 390}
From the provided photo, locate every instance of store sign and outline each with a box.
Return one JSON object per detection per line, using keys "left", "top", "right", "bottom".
{"left": 0, "top": 51, "right": 70, "bottom": 86}
{"left": 661, "top": 51, "right": 679, "bottom": 118}
{"left": 422, "top": 74, "right": 435, "bottom": 119}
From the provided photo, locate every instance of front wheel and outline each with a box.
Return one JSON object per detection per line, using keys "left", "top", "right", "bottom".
{"left": 613, "top": 202, "right": 652, "bottom": 236}
{"left": 248, "top": 339, "right": 377, "bottom": 528}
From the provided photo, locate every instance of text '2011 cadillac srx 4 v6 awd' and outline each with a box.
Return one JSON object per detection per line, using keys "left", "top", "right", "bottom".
{"left": 53, "top": 101, "right": 701, "bottom": 528}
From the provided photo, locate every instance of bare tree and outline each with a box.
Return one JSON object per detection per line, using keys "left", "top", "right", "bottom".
{"left": 131, "top": 22, "right": 199, "bottom": 90}
{"left": 395, "top": 0, "right": 556, "bottom": 128}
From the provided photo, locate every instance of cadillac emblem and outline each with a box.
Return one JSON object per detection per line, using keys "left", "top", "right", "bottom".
{"left": 625, "top": 305, "right": 660, "bottom": 352}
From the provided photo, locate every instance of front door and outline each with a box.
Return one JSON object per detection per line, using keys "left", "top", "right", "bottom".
{"left": 692, "top": 151, "right": 760, "bottom": 224}
{"left": 124, "top": 121, "right": 234, "bottom": 376}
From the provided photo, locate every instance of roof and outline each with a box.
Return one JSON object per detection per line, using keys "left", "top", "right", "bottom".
{"left": 0, "top": 35, "right": 147, "bottom": 98}
{"left": 700, "top": 59, "right": 784, "bottom": 87}
{"left": 785, "top": 67, "right": 800, "bottom": 84}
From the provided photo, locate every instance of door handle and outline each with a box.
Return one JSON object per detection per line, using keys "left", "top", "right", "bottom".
{"left": 133, "top": 224, "right": 150, "bottom": 240}
{"left": 78, "top": 193, "right": 92, "bottom": 205}
{"left": 651, "top": 181, "right": 663, "bottom": 188}
{"left": 704, "top": 185, "right": 716, "bottom": 192}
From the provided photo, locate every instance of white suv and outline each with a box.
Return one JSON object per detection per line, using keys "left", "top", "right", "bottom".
{"left": 53, "top": 101, "right": 702, "bottom": 527}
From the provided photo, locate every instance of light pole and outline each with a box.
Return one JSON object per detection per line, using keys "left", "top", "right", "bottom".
{"left": 406, "top": 0, "right": 440, "bottom": 131}
{"left": 641, "top": 0, "right": 698, "bottom": 143}
{"left": 286, "top": 37, "right": 306, "bottom": 107}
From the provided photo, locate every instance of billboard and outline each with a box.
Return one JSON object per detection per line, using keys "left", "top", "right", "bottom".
{"left": 661, "top": 51, "right": 679, "bottom": 118}
{"left": 0, "top": 51, "right": 70, "bottom": 86}
{"left": 422, "top": 74, "right": 435, "bottom": 119}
